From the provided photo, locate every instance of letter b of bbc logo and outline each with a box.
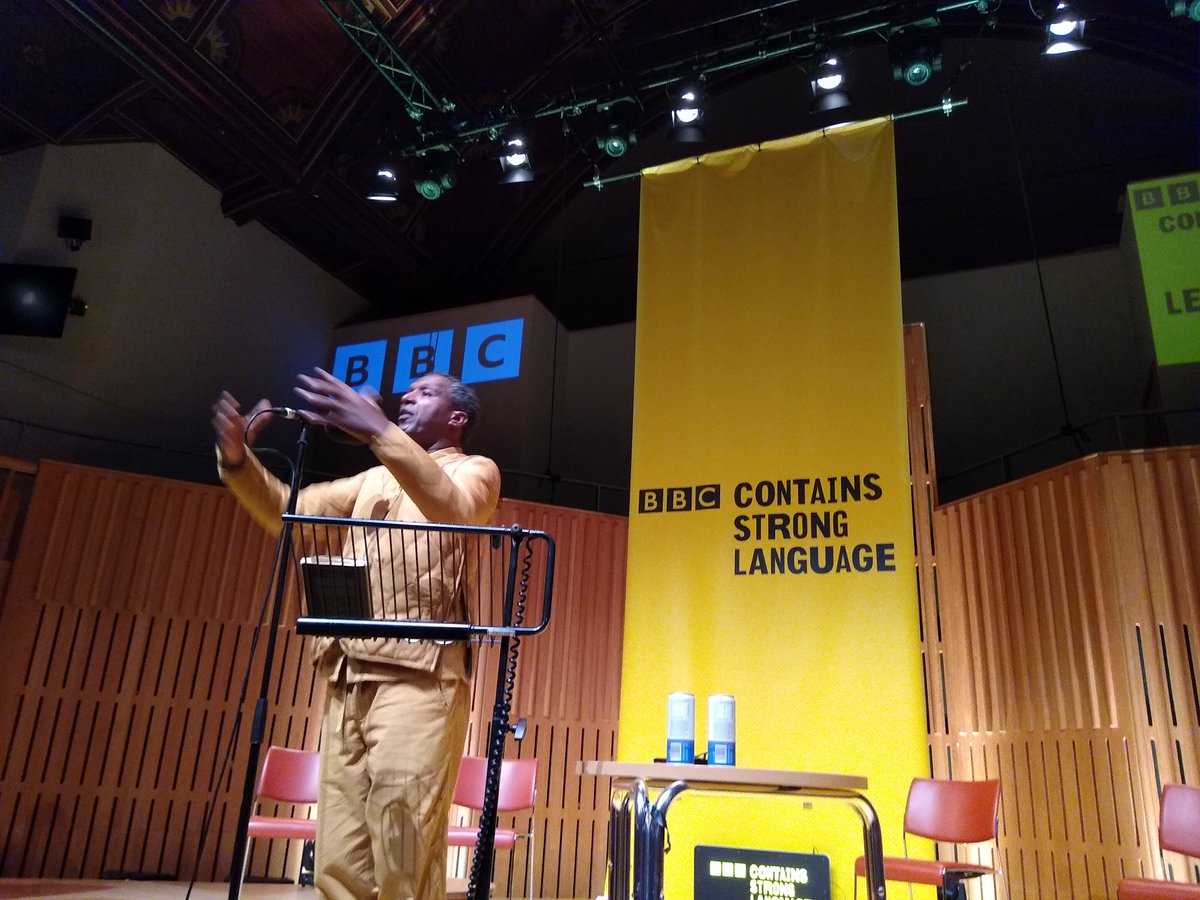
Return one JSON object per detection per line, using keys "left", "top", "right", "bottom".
{"left": 638, "top": 484, "right": 721, "bottom": 514}
{"left": 330, "top": 318, "right": 524, "bottom": 394}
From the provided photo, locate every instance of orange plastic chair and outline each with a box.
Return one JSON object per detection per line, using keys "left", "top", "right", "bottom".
{"left": 246, "top": 746, "right": 320, "bottom": 886}
{"left": 448, "top": 755, "right": 539, "bottom": 900}
{"left": 1117, "top": 783, "right": 1200, "bottom": 899}
{"left": 854, "top": 777, "right": 1006, "bottom": 900}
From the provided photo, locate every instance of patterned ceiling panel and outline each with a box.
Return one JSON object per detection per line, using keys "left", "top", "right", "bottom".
{"left": 0, "top": 2, "right": 138, "bottom": 142}
{"left": 225, "top": 2, "right": 343, "bottom": 109}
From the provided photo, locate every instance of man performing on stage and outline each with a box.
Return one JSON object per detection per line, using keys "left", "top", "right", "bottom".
{"left": 212, "top": 368, "right": 500, "bottom": 900}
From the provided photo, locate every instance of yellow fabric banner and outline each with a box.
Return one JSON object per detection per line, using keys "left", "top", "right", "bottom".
{"left": 621, "top": 118, "right": 926, "bottom": 898}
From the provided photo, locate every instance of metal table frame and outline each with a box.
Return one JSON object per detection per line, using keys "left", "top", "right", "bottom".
{"left": 579, "top": 761, "right": 887, "bottom": 900}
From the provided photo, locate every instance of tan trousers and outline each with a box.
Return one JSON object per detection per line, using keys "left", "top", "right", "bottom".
{"left": 316, "top": 666, "right": 470, "bottom": 900}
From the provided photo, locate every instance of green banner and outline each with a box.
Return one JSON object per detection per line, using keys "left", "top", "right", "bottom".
{"left": 1128, "top": 171, "right": 1200, "bottom": 366}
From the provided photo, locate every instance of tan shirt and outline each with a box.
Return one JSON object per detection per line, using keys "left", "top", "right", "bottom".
{"left": 219, "top": 423, "right": 500, "bottom": 680}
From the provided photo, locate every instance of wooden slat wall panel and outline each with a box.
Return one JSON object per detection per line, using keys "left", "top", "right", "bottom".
{"left": 0, "top": 456, "right": 37, "bottom": 614}
{"left": 0, "top": 462, "right": 628, "bottom": 897}
{"left": 0, "top": 462, "right": 322, "bottom": 884}
{"left": 1104, "top": 451, "right": 1200, "bottom": 887}
{"left": 930, "top": 448, "right": 1200, "bottom": 898}
{"left": 5, "top": 465, "right": 283, "bottom": 623}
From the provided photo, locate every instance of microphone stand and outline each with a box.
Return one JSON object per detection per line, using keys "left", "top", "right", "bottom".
{"left": 227, "top": 423, "right": 309, "bottom": 900}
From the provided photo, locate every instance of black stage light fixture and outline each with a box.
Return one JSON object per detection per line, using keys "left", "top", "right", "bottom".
{"left": 413, "top": 154, "right": 456, "bottom": 200}
{"left": 1167, "top": 0, "right": 1200, "bottom": 20}
{"left": 57, "top": 215, "right": 92, "bottom": 251}
{"left": 498, "top": 130, "right": 534, "bottom": 183}
{"left": 596, "top": 101, "right": 639, "bottom": 157}
{"left": 366, "top": 163, "right": 400, "bottom": 202}
{"left": 1044, "top": 1, "right": 1087, "bottom": 54}
{"left": 810, "top": 52, "right": 851, "bottom": 112}
{"left": 888, "top": 21, "right": 943, "bottom": 86}
{"left": 598, "top": 122, "right": 636, "bottom": 157}
{"left": 668, "top": 79, "right": 706, "bottom": 142}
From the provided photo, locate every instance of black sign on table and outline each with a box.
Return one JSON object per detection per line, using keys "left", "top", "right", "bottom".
{"left": 694, "top": 845, "right": 831, "bottom": 900}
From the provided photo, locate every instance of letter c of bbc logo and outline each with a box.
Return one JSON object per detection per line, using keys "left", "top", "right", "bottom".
{"left": 330, "top": 318, "right": 524, "bottom": 394}
{"left": 638, "top": 484, "right": 721, "bottom": 514}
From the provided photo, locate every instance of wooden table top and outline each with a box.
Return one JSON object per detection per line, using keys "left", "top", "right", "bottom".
{"left": 578, "top": 760, "right": 868, "bottom": 792}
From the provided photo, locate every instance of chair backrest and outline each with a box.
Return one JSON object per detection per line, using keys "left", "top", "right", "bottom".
{"left": 453, "top": 755, "right": 538, "bottom": 813}
{"left": 903, "top": 778, "right": 1001, "bottom": 844}
{"left": 1159, "top": 783, "right": 1200, "bottom": 857}
{"left": 257, "top": 746, "right": 320, "bottom": 805}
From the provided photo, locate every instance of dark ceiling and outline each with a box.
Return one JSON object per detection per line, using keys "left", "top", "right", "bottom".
{"left": 3, "top": 0, "right": 1198, "bottom": 329}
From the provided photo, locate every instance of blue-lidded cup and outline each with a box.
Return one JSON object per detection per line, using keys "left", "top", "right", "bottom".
{"left": 666, "top": 692, "right": 695, "bottom": 763}
{"left": 707, "top": 693, "right": 736, "bottom": 765}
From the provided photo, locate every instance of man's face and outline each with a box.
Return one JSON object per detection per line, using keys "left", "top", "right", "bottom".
{"left": 396, "top": 374, "right": 463, "bottom": 450}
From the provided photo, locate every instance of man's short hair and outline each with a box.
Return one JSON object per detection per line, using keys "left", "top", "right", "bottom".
{"left": 443, "top": 375, "right": 481, "bottom": 442}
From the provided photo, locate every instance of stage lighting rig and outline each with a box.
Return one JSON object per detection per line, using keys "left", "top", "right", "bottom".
{"left": 1043, "top": 2, "right": 1087, "bottom": 54}
{"left": 668, "top": 79, "right": 706, "bottom": 142}
{"left": 366, "top": 163, "right": 400, "bottom": 202}
{"left": 810, "top": 51, "right": 851, "bottom": 112}
{"left": 413, "top": 153, "right": 456, "bottom": 200}
{"left": 596, "top": 100, "right": 640, "bottom": 158}
{"left": 498, "top": 130, "right": 535, "bottom": 183}
{"left": 1167, "top": 0, "right": 1200, "bottom": 20}
{"left": 888, "top": 17, "right": 944, "bottom": 86}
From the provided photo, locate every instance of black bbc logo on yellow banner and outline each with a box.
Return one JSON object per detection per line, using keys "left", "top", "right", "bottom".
{"left": 637, "top": 484, "right": 721, "bottom": 513}
{"left": 694, "top": 845, "right": 831, "bottom": 900}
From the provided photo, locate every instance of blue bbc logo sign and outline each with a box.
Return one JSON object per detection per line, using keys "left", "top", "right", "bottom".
{"left": 331, "top": 318, "right": 524, "bottom": 393}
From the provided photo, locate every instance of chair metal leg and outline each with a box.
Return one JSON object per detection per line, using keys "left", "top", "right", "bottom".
{"left": 901, "top": 835, "right": 913, "bottom": 900}
{"left": 995, "top": 859, "right": 1010, "bottom": 900}
{"left": 526, "top": 827, "right": 536, "bottom": 900}
{"left": 239, "top": 840, "right": 250, "bottom": 891}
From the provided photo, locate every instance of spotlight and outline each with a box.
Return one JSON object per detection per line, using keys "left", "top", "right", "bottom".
{"left": 888, "top": 21, "right": 943, "bottom": 87}
{"left": 413, "top": 154, "right": 456, "bottom": 200}
{"left": 498, "top": 130, "right": 534, "bottom": 184}
{"left": 810, "top": 52, "right": 851, "bottom": 113}
{"left": 366, "top": 164, "right": 400, "bottom": 202}
{"left": 598, "top": 123, "right": 636, "bottom": 157}
{"left": 668, "top": 79, "right": 705, "bottom": 143}
{"left": 1167, "top": 0, "right": 1200, "bottom": 20}
{"left": 1043, "top": 2, "right": 1087, "bottom": 54}
{"left": 596, "top": 101, "right": 639, "bottom": 158}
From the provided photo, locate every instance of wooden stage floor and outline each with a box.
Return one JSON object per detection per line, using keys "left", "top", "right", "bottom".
{"left": 0, "top": 882, "right": 313, "bottom": 899}
{"left": 0, "top": 880, "right": 479, "bottom": 899}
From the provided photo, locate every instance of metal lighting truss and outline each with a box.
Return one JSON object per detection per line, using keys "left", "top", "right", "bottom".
{"left": 318, "top": 0, "right": 992, "bottom": 156}
{"left": 315, "top": 0, "right": 455, "bottom": 121}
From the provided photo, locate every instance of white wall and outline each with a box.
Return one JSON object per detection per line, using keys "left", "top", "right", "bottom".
{"left": 548, "top": 321, "right": 635, "bottom": 511}
{"left": 0, "top": 143, "right": 370, "bottom": 480}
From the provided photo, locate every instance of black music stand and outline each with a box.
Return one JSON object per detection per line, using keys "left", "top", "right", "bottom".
{"left": 287, "top": 513, "right": 555, "bottom": 900}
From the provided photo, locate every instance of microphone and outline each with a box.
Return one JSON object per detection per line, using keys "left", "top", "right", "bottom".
{"left": 266, "top": 406, "right": 303, "bottom": 420}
